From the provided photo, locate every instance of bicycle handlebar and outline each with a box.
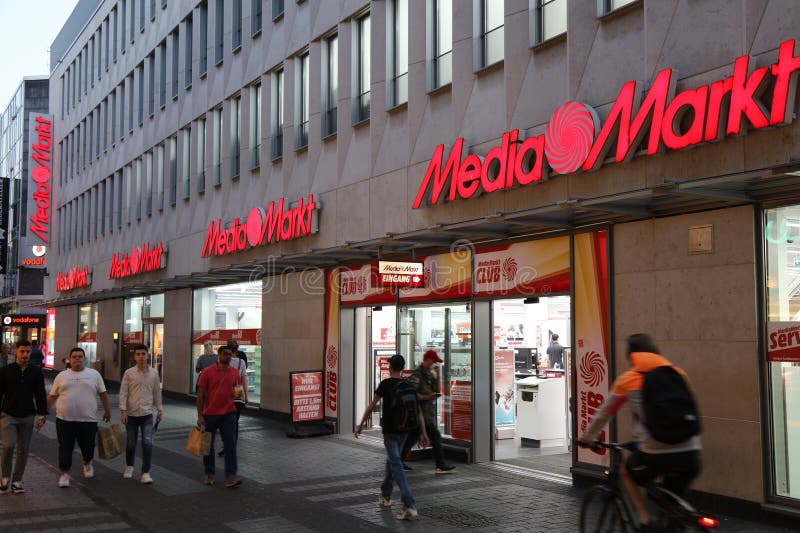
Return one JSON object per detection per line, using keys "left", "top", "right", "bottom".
{"left": 578, "top": 440, "right": 638, "bottom": 452}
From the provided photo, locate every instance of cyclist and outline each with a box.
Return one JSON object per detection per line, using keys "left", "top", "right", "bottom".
{"left": 578, "top": 333, "right": 701, "bottom": 531}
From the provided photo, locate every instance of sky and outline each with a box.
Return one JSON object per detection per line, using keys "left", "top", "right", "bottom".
{"left": 0, "top": 0, "right": 80, "bottom": 109}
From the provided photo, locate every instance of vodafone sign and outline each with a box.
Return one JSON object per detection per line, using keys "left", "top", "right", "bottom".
{"left": 202, "top": 194, "right": 319, "bottom": 258}
{"left": 377, "top": 261, "right": 424, "bottom": 287}
{"left": 414, "top": 39, "right": 800, "bottom": 208}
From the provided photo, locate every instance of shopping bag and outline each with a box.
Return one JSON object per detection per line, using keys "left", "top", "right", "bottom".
{"left": 186, "top": 426, "right": 212, "bottom": 457}
{"left": 97, "top": 424, "right": 124, "bottom": 460}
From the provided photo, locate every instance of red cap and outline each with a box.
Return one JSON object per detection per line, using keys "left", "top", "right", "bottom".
{"left": 423, "top": 350, "right": 443, "bottom": 363}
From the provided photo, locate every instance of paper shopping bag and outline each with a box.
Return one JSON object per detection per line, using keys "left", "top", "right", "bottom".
{"left": 97, "top": 424, "right": 124, "bottom": 460}
{"left": 186, "top": 426, "right": 212, "bottom": 457}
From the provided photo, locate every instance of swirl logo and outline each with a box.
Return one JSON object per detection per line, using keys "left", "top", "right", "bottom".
{"left": 502, "top": 257, "right": 518, "bottom": 282}
{"left": 580, "top": 351, "right": 605, "bottom": 387}
{"left": 326, "top": 345, "right": 338, "bottom": 369}
{"left": 545, "top": 101, "right": 597, "bottom": 174}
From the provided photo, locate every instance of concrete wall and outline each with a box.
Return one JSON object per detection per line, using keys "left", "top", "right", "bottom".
{"left": 96, "top": 297, "right": 123, "bottom": 380}
{"left": 163, "top": 288, "right": 192, "bottom": 394}
{"left": 53, "top": 304, "right": 78, "bottom": 369}
{"left": 613, "top": 205, "right": 761, "bottom": 502}
{"left": 261, "top": 271, "right": 325, "bottom": 414}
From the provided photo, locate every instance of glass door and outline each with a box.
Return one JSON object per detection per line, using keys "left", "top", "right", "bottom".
{"left": 399, "top": 303, "right": 472, "bottom": 441}
{"left": 143, "top": 320, "right": 164, "bottom": 384}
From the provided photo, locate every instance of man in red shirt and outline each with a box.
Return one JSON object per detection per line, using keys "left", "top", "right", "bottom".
{"left": 196, "top": 345, "right": 243, "bottom": 487}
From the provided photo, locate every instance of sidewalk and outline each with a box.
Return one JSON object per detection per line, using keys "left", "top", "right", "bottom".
{"left": 0, "top": 389, "right": 795, "bottom": 532}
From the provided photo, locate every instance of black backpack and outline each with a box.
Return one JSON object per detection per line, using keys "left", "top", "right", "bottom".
{"left": 641, "top": 366, "right": 701, "bottom": 444}
{"left": 388, "top": 379, "right": 420, "bottom": 433}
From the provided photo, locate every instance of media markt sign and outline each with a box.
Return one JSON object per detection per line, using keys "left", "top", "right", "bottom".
{"left": 201, "top": 194, "right": 319, "bottom": 258}
{"left": 56, "top": 265, "right": 92, "bottom": 292}
{"left": 108, "top": 242, "right": 167, "bottom": 279}
{"left": 377, "top": 261, "right": 424, "bottom": 287}
{"left": 414, "top": 39, "right": 800, "bottom": 208}
{"left": 21, "top": 114, "right": 53, "bottom": 267}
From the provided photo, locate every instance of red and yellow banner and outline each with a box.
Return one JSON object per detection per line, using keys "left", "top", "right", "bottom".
{"left": 339, "top": 263, "right": 396, "bottom": 306}
{"left": 399, "top": 250, "right": 472, "bottom": 303}
{"left": 574, "top": 231, "right": 610, "bottom": 467}
{"left": 473, "top": 237, "right": 570, "bottom": 297}
{"left": 324, "top": 269, "right": 340, "bottom": 419}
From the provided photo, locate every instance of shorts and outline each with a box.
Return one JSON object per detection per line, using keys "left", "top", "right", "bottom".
{"left": 625, "top": 449, "right": 701, "bottom": 495}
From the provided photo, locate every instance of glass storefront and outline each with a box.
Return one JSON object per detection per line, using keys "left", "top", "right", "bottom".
{"left": 78, "top": 303, "right": 98, "bottom": 366}
{"left": 192, "top": 281, "right": 262, "bottom": 405}
{"left": 764, "top": 206, "right": 800, "bottom": 501}
{"left": 45, "top": 308, "right": 56, "bottom": 368}
{"left": 124, "top": 295, "right": 165, "bottom": 382}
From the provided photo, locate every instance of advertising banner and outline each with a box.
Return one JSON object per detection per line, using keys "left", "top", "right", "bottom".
{"left": 78, "top": 332, "right": 98, "bottom": 343}
{"left": 192, "top": 328, "right": 261, "bottom": 346}
{"left": 767, "top": 321, "right": 800, "bottom": 362}
{"left": 21, "top": 114, "right": 52, "bottom": 268}
{"left": 399, "top": 250, "right": 472, "bottom": 303}
{"left": 449, "top": 380, "right": 472, "bottom": 440}
{"left": 473, "top": 237, "right": 570, "bottom": 297}
{"left": 377, "top": 261, "right": 424, "bottom": 287}
{"left": 340, "top": 263, "right": 395, "bottom": 306}
{"left": 494, "top": 349, "right": 516, "bottom": 426}
{"left": 45, "top": 309, "right": 56, "bottom": 368}
{"left": 290, "top": 371, "right": 324, "bottom": 422}
{"left": 0, "top": 177, "right": 9, "bottom": 274}
{"left": 574, "top": 231, "right": 610, "bottom": 467}
{"left": 324, "top": 269, "right": 340, "bottom": 419}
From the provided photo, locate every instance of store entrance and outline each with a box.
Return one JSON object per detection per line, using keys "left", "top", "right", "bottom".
{"left": 354, "top": 306, "right": 397, "bottom": 433}
{"left": 143, "top": 320, "right": 164, "bottom": 384}
{"left": 492, "top": 297, "right": 571, "bottom": 472}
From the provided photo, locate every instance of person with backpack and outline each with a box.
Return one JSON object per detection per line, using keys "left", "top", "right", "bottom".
{"left": 354, "top": 354, "right": 429, "bottom": 521}
{"left": 578, "top": 333, "right": 701, "bottom": 532}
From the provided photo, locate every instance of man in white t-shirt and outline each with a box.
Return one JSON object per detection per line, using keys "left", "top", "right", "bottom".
{"left": 47, "top": 347, "right": 111, "bottom": 488}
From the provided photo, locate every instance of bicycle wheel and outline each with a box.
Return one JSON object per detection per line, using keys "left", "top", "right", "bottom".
{"left": 580, "top": 486, "right": 632, "bottom": 533}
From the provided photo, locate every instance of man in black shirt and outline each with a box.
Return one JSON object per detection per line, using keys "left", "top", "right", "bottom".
{"left": 0, "top": 340, "right": 48, "bottom": 493}
{"left": 355, "top": 354, "right": 428, "bottom": 521}
{"left": 29, "top": 341, "right": 45, "bottom": 368}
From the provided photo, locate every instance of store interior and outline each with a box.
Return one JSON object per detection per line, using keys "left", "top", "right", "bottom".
{"left": 124, "top": 295, "right": 164, "bottom": 382}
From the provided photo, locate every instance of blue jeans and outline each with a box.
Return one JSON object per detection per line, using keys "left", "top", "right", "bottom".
{"left": 125, "top": 414, "right": 154, "bottom": 473}
{"left": 381, "top": 433, "right": 415, "bottom": 507}
{"left": 203, "top": 412, "right": 237, "bottom": 478}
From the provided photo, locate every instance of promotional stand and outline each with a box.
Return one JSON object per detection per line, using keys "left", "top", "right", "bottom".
{"left": 286, "top": 370, "right": 332, "bottom": 438}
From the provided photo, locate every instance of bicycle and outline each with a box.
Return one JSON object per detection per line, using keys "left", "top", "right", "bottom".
{"left": 579, "top": 441, "right": 720, "bottom": 532}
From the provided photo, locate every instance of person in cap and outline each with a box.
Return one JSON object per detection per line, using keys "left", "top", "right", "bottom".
{"left": 400, "top": 350, "right": 455, "bottom": 474}
{"left": 355, "top": 354, "right": 429, "bottom": 520}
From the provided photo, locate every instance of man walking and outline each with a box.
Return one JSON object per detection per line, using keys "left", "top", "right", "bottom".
{"left": 355, "top": 354, "right": 429, "bottom": 520}
{"left": 226, "top": 340, "right": 248, "bottom": 369}
{"left": 28, "top": 341, "right": 45, "bottom": 368}
{"left": 47, "top": 347, "right": 111, "bottom": 488}
{"left": 0, "top": 343, "right": 10, "bottom": 367}
{"left": 546, "top": 334, "right": 565, "bottom": 369}
{"left": 196, "top": 345, "right": 242, "bottom": 488}
{"left": 119, "top": 343, "right": 162, "bottom": 484}
{"left": 401, "top": 350, "right": 455, "bottom": 474}
{"left": 0, "top": 340, "right": 48, "bottom": 493}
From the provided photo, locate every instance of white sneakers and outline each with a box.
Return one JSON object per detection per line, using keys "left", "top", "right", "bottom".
{"left": 379, "top": 495, "right": 391, "bottom": 508}
{"left": 140, "top": 473, "right": 153, "bottom": 484}
{"left": 58, "top": 473, "right": 71, "bottom": 488}
{"left": 123, "top": 466, "right": 134, "bottom": 479}
{"left": 83, "top": 462, "right": 94, "bottom": 479}
{"left": 396, "top": 506, "right": 419, "bottom": 520}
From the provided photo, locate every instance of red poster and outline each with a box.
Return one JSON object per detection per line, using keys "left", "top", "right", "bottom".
{"left": 377, "top": 356, "right": 391, "bottom": 381}
{"left": 767, "top": 322, "right": 800, "bottom": 362}
{"left": 449, "top": 380, "right": 472, "bottom": 440}
{"left": 291, "top": 371, "right": 324, "bottom": 422}
{"left": 192, "top": 328, "right": 261, "bottom": 345}
{"left": 78, "top": 332, "right": 97, "bottom": 343}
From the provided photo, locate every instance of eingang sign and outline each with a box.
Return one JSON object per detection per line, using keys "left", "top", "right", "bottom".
{"left": 414, "top": 39, "right": 800, "bottom": 208}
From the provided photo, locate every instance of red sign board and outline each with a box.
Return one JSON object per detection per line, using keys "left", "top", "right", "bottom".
{"left": 78, "top": 332, "right": 97, "bottom": 343}
{"left": 449, "top": 380, "right": 472, "bottom": 440}
{"left": 56, "top": 265, "right": 91, "bottom": 292}
{"left": 28, "top": 115, "right": 52, "bottom": 244}
{"left": 108, "top": 242, "right": 167, "bottom": 279}
{"left": 291, "top": 371, "right": 324, "bottom": 422}
{"left": 377, "top": 261, "right": 424, "bottom": 287}
{"left": 201, "top": 194, "right": 319, "bottom": 258}
{"left": 767, "top": 322, "right": 800, "bottom": 362}
{"left": 192, "top": 328, "right": 261, "bottom": 346}
{"left": 414, "top": 39, "right": 800, "bottom": 208}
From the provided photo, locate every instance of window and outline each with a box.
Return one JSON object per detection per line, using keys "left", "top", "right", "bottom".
{"left": 148, "top": 52, "right": 155, "bottom": 117}
{"left": 387, "top": 0, "right": 408, "bottom": 107}
{"left": 99, "top": 25, "right": 105, "bottom": 76}
{"left": 156, "top": 143, "right": 165, "bottom": 209}
{"left": 135, "top": 157, "right": 142, "bottom": 220}
{"left": 169, "top": 135, "right": 177, "bottom": 205}
{"left": 475, "top": 0, "right": 503, "bottom": 69}
{"left": 88, "top": 114, "right": 93, "bottom": 162}
{"left": 352, "top": 12, "right": 370, "bottom": 124}
{"left": 182, "top": 126, "right": 191, "bottom": 198}
{"left": 231, "top": 95, "right": 241, "bottom": 175}
{"left": 130, "top": 0, "right": 136, "bottom": 43}
{"left": 77, "top": 53, "right": 82, "bottom": 102}
{"left": 103, "top": 99, "right": 108, "bottom": 151}
{"left": 90, "top": 37, "right": 95, "bottom": 88}
{"left": 125, "top": 164, "right": 132, "bottom": 223}
{"left": 215, "top": 0, "right": 224, "bottom": 64}
{"left": 272, "top": 0, "right": 283, "bottom": 20}
{"left": 249, "top": 83, "right": 261, "bottom": 168}
{"left": 296, "top": 52, "right": 309, "bottom": 149}
{"left": 140, "top": 0, "right": 146, "bottom": 31}
{"left": 121, "top": 0, "right": 127, "bottom": 53}
{"left": 159, "top": 40, "right": 167, "bottom": 107}
{"left": 212, "top": 106, "right": 222, "bottom": 184}
{"left": 172, "top": 29, "right": 180, "bottom": 98}
{"left": 145, "top": 150, "right": 153, "bottom": 215}
{"left": 150, "top": 0, "right": 156, "bottom": 20}
{"left": 60, "top": 76, "right": 65, "bottom": 119}
{"left": 199, "top": 2, "right": 208, "bottom": 75}
{"left": 532, "top": 0, "right": 566, "bottom": 45}
{"left": 128, "top": 73, "right": 134, "bottom": 131}
{"left": 232, "top": 0, "right": 242, "bottom": 51}
{"left": 107, "top": 176, "right": 114, "bottom": 233}
{"left": 96, "top": 106, "right": 102, "bottom": 157}
{"left": 197, "top": 116, "right": 206, "bottom": 192}
{"left": 138, "top": 62, "right": 145, "bottom": 126}
{"left": 599, "top": 0, "right": 637, "bottom": 15}
{"left": 271, "top": 68, "right": 283, "bottom": 160}
{"left": 93, "top": 186, "right": 99, "bottom": 239}
{"left": 427, "top": 0, "right": 452, "bottom": 90}
{"left": 100, "top": 181, "right": 105, "bottom": 235}
{"left": 110, "top": 91, "right": 117, "bottom": 142}
{"left": 105, "top": 17, "right": 110, "bottom": 69}
{"left": 112, "top": 7, "right": 118, "bottom": 61}
{"left": 119, "top": 82, "right": 126, "bottom": 138}
{"left": 117, "top": 169, "right": 124, "bottom": 228}
{"left": 251, "top": 0, "right": 262, "bottom": 35}
{"left": 322, "top": 34, "right": 337, "bottom": 137}
{"left": 185, "top": 15, "right": 193, "bottom": 87}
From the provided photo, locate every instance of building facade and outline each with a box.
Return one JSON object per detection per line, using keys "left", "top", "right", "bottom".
{"left": 47, "top": 0, "right": 800, "bottom": 517}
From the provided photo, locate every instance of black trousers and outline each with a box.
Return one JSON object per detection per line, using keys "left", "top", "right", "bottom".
{"left": 401, "top": 422, "right": 446, "bottom": 468}
{"left": 626, "top": 449, "right": 701, "bottom": 496}
{"left": 56, "top": 419, "right": 98, "bottom": 472}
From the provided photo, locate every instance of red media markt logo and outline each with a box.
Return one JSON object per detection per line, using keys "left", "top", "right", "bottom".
{"left": 545, "top": 101, "right": 598, "bottom": 174}
{"left": 326, "top": 345, "right": 338, "bottom": 370}
{"left": 580, "top": 351, "right": 606, "bottom": 387}
{"left": 501, "top": 257, "right": 518, "bottom": 282}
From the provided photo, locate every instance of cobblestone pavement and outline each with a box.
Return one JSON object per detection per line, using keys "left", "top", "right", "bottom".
{"left": 0, "top": 389, "right": 796, "bottom": 532}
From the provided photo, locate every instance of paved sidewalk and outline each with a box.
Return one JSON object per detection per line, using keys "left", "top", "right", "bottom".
{"left": 0, "top": 390, "right": 795, "bottom": 532}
